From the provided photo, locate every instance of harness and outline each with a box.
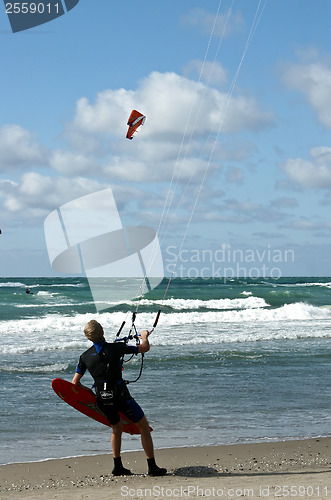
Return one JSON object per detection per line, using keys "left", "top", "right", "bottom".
{"left": 114, "top": 309, "right": 161, "bottom": 384}
{"left": 94, "top": 309, "right": 161, "bottom": 409}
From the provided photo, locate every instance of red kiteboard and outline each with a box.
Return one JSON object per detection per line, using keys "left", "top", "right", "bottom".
{"left": 52, "top": 378, "right": 152, "bottom": 435}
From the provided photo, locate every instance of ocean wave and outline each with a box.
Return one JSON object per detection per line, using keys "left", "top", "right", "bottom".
{"left": 137, "top": 295, "right": 268, "bottom": 310}
{"left": 0, "top": 281, "right": 86, "bottom": 289}
{"left": 152, "top": 325, "right": 331, "bottom": 345}
{"left": 309, "top": 282, "right": 331, "bottom": 289}
{"left": 0, "top": 363, "right": 69, "bottom": 374}
{"left": 1, "top": 302, "right": 330, "bottom": 353}
{"left": 0, "top": 281, "right": 25, "bottom": 287}
{"left": 11, "top": 295, "right": 270, "bottom": 312}
{"left": 2, "top": 340, "right": 87, "bottom": 355}
{"left": 274, "top": 281, "right": 331, "bottom": 289}
{"left": 1, "top": 301, "right": 330, "bottom": 334}
{"left": 151, "top": 302, "right": 331, "bottom": 324}
{"left": 15, "top": 300, "right": 96, "bottom": 309}
{"left": 33, "top": 282, "right": 86, "bottom": 288}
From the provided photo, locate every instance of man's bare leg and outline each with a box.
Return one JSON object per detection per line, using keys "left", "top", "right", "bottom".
{"left": 111, "top": 420, "right": 132, "bottom": 476}
{"left": 135, "top": 416, "right": 167, "bottom": 476}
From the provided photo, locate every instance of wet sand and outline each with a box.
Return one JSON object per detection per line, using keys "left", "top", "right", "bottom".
{"left": 1, "top": 437, "right": 330, "bottom": 499}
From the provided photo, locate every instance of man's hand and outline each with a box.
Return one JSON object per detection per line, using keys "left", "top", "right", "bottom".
{"left": 138, "top": 330, "right": 150, "bottom": 353}
{"left": 140, "top": 329, "right": 149, "bottom": 339}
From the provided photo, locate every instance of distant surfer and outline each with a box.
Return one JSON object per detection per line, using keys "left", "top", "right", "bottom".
{"left": 25, "top": 288, "right": 33, "bottom": 294}
{"left": 72, "top": 320, "right": 167, "bottom": 477}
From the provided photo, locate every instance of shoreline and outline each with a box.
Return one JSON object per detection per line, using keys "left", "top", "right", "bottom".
{"left": 1, "top": 437, "right": 330, "bottom": 499}
{"left": 1, "top": 434, "right": 329, "bottom": 467}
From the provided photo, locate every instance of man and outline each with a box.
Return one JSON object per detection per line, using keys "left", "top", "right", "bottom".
{"left": 72, "top": 319, "right": 167, "bottom": 477}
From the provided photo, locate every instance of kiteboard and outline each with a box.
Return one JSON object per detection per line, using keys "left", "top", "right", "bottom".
{"left": 52, "top": 378, "right": 152, "bottom": 435}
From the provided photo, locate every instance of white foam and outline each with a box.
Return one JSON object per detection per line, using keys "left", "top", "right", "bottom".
{"left": 0, "top": 281, "right": 25, "bottom": 287}
{"left": 138, "top": 296, "right": 268, "bottom": 310}
{"left": 0, "top": 363, "right": 69, "bottom": 373}
{"left": 1, "top": 301, "right": 331, "bottom": 353}
{"left": 275, "top": 281, "right": 331, "bottom": 289}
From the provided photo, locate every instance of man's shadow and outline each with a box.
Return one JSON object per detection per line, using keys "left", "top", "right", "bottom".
{"left": 173, "top": 466, "right": 331, "bottom": 479}
{"left": 173, "top": 466, "right": 219, "bottom": 477}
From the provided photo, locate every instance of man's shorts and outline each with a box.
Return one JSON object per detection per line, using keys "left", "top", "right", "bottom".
{"left": 97, "top": 383, "right": 144, "bottom": 426}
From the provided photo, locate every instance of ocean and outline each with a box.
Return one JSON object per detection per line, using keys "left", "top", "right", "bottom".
{"left": 0, "top": 276, "right": 330, "bottom": 465}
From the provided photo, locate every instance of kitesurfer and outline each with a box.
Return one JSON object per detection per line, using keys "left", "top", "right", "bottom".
{"left": 25, "top": 288, "right": 33, "bottom": 294}
{"left": 72, "top": 320, "right": 167, "bottom": 477}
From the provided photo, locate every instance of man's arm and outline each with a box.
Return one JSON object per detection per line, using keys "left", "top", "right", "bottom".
{"left": 72, "top": 372, "right": 94, "bottom": 392}
{"left": 137, "top": 330, "right": 150, "bottom": 353}
{"left": 72, "top": 372, "right": 83, "bottom": 385}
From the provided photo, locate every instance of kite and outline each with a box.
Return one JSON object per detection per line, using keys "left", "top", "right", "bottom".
{"left": 126, "top": 110, "right": 146, "bottom": 140}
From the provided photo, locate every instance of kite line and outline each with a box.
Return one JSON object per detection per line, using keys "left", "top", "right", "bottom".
{"left": 120, "top": 0, "right": 269, "bottom": 334}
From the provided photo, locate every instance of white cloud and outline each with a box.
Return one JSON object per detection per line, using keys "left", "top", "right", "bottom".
{"left": 270, "top": 197, "right": 298, "bottom": 208}
{"left": 282, "top": 55, "right": 331, "bottom": 128}
{"left": 224, "top": 198, "right": 260, "bottom": 213}
{"left": 181, "top": 7, "right": 244, "bottom": 37}
{"left": 69, "top": 71, "right": 271, "bottom": 139}
{"left": 226, "top": 166, "right": 244, "bottom": 184}
{"left": 102, "top": 147, "right": 219, "bottom": 183}
{"left": 0, "top": 125, "right": 46, "bottom": 170}
{"left": 282, "top": 146, "right": 331, "bottom": 189}
{"left": 0, "top": 171, "right": 161, "bottom": 227}
{"left": 50, "top": 150, "right": 98, "bottom": 175}
{"left": 71, "top": 88, "right": 131, "bottom": 137}
{"left": 64, "top": 71, "right": 271, "bottom": 182}
{"left": 284, "top": 219, "right": 331, "bottom": 232}
{"left": 2, "top": 172, "right": 106, "bottom": 220}
{"left": 0, "top": 71, "right": 271, "bottom": 225}
{"left": 183, "top": 60, "right": 229, "bottom": 87}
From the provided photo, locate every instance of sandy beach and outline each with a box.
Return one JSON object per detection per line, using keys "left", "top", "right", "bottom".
{"left": 0, "top": 437, "right": 330, "bottom": 499}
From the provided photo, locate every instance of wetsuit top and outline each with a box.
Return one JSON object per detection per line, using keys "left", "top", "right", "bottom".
{"left": 76, "top": 341, "right": 138, "bottom": 384}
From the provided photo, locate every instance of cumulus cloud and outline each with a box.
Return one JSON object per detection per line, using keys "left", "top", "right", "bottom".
{"left": 63, "top": 71, "right": 271, "bottom": 182}
{"left": 284, "top": 219, "right": 331, "bottom": 232}
{"left": 0, "top": 70, "right": 272, "bottom": 225}
{"left": 197, "top": 193, "right": 294, "bottom": 226}
{"left": 71, "top": 71, "right": 270, "bottom": 139}
{"left": 102, "top": 149, "right": 220, "bottom": 183}
{"left": 0, "top": 170, "right": 160, "bottom": 227}
{"left": 281, "top": 54, "right": 331, "bottom": 128}
{"left": 2, "top": 172, "right": 106, "bottom": 221}
{"left": 282, "top": 146, "right": 331, "bottom": 189}
{"left": 0, "top": 124, "right": 46, "bottom": 170}
{"left": 70, "top": 88, "right": 131, "bottom": 138}
{"left": 49, "top": 150, "right": 98, "bottom": 175}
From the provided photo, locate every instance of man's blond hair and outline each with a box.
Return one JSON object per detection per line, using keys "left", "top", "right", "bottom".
{"left": 84, "top": 320, "right": 104, "bottom": 342}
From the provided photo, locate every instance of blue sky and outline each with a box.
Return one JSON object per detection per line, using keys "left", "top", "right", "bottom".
{"left": 1, "top": 0, "right": 331, "bottom": 277}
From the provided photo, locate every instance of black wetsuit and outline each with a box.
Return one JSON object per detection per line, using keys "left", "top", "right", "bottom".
{"left": 76, "top": 340, "right": 144, "bottom": 425}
